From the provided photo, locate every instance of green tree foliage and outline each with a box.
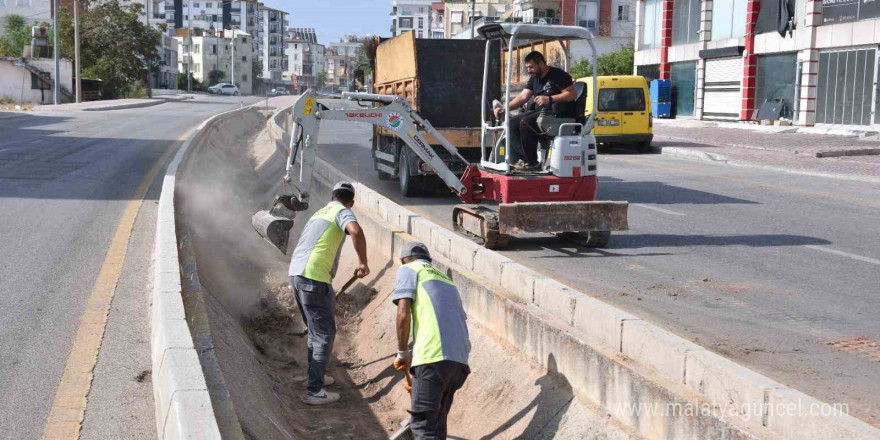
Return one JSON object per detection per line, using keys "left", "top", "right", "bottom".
{"left": 177, "top": 72, "right": 202, "bottom": 90}
{"left": 570, "top": 45, "right": 635, "bottom": 79}
{"left": 0, "top": 14, "right": 31, "bottom": 57}
{"left": 57, "top": 0, "right": 162, "bottom": 98}
{"left": 316, "top": 71, "right": 326, "bottom": 88}
{"left": 208, "top": 69, "right": 226, "bottom": 86}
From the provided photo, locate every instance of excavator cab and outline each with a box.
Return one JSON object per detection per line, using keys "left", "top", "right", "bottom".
{"left": 476, "top": 23, "right": 599, "bottom": 177}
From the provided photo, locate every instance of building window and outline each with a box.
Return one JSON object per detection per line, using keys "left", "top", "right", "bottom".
{"left": 242, "top": 55, "right": 246, "bottom": 61}
{"left": 672, "top": 0, "right": 700, "bottom": 45}
{"left": 618, "top": 4, "right": 631, "bottom": 21}
{"left": 756, "top": 53, "right": 797, "bottom": 120}
{"left": 194, "top": 63, "right": 200, "bottom": 72}
{"left": 206, "top": 1, "right": 211, "bottom": 6}
{"left": 194, "top": 44, "right": 200, "bottom": 53}
{"left": 243, "top": 74, "right": 247, "bottom": 81}
{"left": 576, "top": 0, "right": 599, "bottom": 29}
{"left": 417, "top": 30, "right": 423, "bottom": 38}
{"left": 400, "top": 17, "right": 413, "bottom": 28}
{"left": 418, "top": 17, "right": 424, "bottom": 28}
{"left": 193, "top": 2, "right": 199, "bottom": 7}
{"left": 17, "top": 0, "right": 31, "bottom": 6}
{"left": 211, "top": 44, "right": 217, "bottom": 54}
{"left": 712, "top": 0, "right": 747, "bottom": 40}
{"left": 639, "top": 0, "right": 663, "bottom": 49}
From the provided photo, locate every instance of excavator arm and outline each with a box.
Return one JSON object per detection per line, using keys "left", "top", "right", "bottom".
{"left": 284, "top": 90, "right": 469, "bottom": 198}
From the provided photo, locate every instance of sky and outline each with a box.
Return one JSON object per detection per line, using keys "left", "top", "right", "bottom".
{"left": 261, "top": 0, "right": 393, "bottom": 45}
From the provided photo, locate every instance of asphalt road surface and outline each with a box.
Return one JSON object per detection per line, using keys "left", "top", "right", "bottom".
{"left": 314, "top": 116, "right": 880, "bottom": 427}
{"left": 0, "top": 95, "right": 263, "bottom": 440}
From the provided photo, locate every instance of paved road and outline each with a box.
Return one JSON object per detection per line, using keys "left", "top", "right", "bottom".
{"left": 314, "top": 117, "right": 880, "bottom": 426}
{"left": 0, "top": 95, "right": 261, "bottom": 440}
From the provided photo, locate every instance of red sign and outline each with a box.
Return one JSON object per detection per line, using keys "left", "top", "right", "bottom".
{"left": 292, "top": 74, "right": 298, "bottom": 90}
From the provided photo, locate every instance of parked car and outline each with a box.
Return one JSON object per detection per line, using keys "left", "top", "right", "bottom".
{"left": 207, "top": 83, "right": 231, "bottom": 94}
{"left": 268, "top": 88, "right": 289, "bottom": 97}
{"left": 217, "top": 84, "right": 239, "bottom": 96}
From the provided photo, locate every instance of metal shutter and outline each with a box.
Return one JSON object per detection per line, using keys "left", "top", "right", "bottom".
{"left": 703, "top": 57, "right": 743, "bottom": 120}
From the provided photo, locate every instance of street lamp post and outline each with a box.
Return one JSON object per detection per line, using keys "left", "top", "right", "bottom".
{"left": 74, "top": 0, "right": 81, "bottom": 102}
{"left": 53, "top": 0, "right": 60, "bottom": 105}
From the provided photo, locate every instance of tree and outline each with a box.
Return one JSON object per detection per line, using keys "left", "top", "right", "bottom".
{"left": 251, "top": 59, "right": 262, "bottom": 92}
{"left": 316, "top": 71, "right": 326, "bottom": 89}
{"left": 0, "top": 14, "right": 31, "bottom": 57}
{"left": 208, "top": 69, "right": 226, "bottom": 86}
{"left": 57, "top": 0, "right": 162, "bottom": 98}
{"left": 178, "top": 72, "right": 201, "bottom": 90}
{"left": 570, "top": 45, "right": 635, "bottom": 79}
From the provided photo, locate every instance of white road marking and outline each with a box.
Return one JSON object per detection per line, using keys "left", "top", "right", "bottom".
{"left": 633, "top": 203, "right": 686, "bottom": 216}
{"left": 804, "top": 245, "right": 880, "bottom": 266}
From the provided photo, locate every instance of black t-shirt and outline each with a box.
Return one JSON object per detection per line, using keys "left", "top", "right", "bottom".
{"left": 525, "top": 66, "right": 576, "bottom": 117}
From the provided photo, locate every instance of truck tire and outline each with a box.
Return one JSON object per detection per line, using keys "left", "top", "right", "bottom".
{"left": 637, "top": 141, "right": 651, "bottom": 153}
{"left": 399, "top": 150, "right": 423, "bottom": 197}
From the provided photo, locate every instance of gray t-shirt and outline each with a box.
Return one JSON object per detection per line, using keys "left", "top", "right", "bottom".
{"left": 288, "top": 201, "right": 357, "bottom": 281}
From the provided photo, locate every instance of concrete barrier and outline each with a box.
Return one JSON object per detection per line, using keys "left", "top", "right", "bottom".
{"left": 301, "top": 151, "right": 880, "bottom": 440}
{"left": 151, "top": 106, "right": 254, "bottom": 440}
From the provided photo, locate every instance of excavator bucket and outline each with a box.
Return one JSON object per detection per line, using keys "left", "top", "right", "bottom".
{"left": 252, "top": 195, "right": 308, "bottom": 254}
{"left": 453, "top": 201, "right": 629, "bottom": 249}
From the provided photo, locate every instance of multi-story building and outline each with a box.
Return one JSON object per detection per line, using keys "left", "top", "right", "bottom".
{"left": 2, "top": 0, "right": 51, "bottom": 25}
{"left": 174, "top": 28, "right": 253, "bottom": 94}
{"left": 390, "top": 0, "right": 433, "bottom": 38}
{"left": 260, "top": 6, "right": 287, "bottom": 83}
{"left": 430, "top": 2, "right": 446, "bottom": 38}
{"left": 154, "top": 33, "right": 180, "bottom": 89}
{"left": 507, "top": 0, "right": 634, "bottom": 55}
{"left": 445, "top": 0, "right": 510, "bottom": 39}
{"left": 164, "top": 0, "right": 286, "bottom": 91}
{"left": 283, "top": 28, "right": 325, "bottom": 91}
{"left": 632, "top": 0, "right": 879, "bottom": 127}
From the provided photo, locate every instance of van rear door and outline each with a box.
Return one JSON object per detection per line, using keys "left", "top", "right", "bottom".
{"left": 598, "top": 86, "right": 648, "bottom": 138}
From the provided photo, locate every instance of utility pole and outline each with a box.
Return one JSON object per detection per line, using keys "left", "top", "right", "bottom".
{"left": 74, "top": 0, "right": 81, "bottom": 102}
{"left": 187, "top": 0, "right": 193, "bottom": 92}
{"left": 53, "top": 0, "right": 60, "bottom": 105}
{"left": 145, "top": 0, "right": 152, "bottom": 98}
{"left": 470, "top": 0, "right": 476, "bottom": 39}
{"left": 231, "top": 28, "right": 235, "bottom": 89}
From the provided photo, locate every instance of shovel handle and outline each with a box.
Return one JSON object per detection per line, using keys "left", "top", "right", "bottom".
{"left": 336, "top": 274, "right": 359, "bottom": 298}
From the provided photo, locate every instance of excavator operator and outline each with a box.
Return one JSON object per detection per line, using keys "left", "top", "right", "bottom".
{"left": 493, "top": 50, "right": 578, "bottom": 170}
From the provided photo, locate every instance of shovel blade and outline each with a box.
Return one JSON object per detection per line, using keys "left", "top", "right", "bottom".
{"left": 252, "top": 210, "right": 294, "bottom": 254}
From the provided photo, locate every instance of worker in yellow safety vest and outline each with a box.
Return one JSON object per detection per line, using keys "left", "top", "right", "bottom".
{"left": 393, "top": 242, "right": 471, "bottom": 439}
{"left": 289, "top": 181, "right": 369, "bottom": 405}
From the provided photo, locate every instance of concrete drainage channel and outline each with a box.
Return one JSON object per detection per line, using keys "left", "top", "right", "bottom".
{"left": 151, "top": 103, "right": 880, "bottom": 440}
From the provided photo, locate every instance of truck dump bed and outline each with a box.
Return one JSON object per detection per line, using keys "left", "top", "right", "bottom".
{"left": 374, "top": 32, "right": 500, "bottom": 129}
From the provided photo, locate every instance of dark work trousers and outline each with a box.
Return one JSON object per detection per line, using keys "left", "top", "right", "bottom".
{"left": 507, "top": 110, "right": 542, "bottom": 165}
{"left": 409, "top": 360, "right": 471, "bottom": 440}
{"left": 290, "top": 275, "right": 336, "bottom": 394}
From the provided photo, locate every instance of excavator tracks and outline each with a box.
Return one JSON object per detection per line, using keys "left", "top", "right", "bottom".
{"left": 452, "top": 205, "right": 511, "bottom": 250}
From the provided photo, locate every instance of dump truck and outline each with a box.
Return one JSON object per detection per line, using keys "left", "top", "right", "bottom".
{"left": 370, "top": 31, "right": 501, "bottom": 196}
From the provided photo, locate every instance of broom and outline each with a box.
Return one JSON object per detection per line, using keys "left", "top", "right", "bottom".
{"left": 389, "top": 369, "right": 414, "bottom": 440}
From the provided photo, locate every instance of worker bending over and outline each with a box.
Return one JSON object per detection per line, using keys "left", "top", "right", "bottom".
{"left": 393, "top": 242, "right": 471, "bottom": 439}
{"left": 493, "top": 50, "right": 578, "bottom": 170}
{"left": 289, "top": 181, "right": 369, "bottom": 405}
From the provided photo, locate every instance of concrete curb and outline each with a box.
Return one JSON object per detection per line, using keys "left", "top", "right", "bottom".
{"left": 150, "top": 105, "right": 252, "bottom": 440}
{"left": 268, "top": 96, "right": 877, "bottom": 438}
{"left": 654, "top": 146, "right": 880, "bottom": 184}
{"left": 84, "top": 96, "right": 195, "bottom": 112}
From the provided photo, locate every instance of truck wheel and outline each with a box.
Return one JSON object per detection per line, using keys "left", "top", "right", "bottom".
{"left": 399, "top": 150, "right": 422, "bottom": 197}
{"left": 637, "top": 141, "right": 651, "bottom": 153}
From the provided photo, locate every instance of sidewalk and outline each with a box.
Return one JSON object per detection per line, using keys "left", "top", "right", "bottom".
{"left": 33, "top": 94, "right": 194, "bottom": 112}
{"left": 650, "top": 120, "right": 880, "bottom": 183}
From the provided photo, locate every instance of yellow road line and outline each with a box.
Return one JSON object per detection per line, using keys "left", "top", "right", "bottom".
{"left": 40, "top": 129, "right": 194, "bottom": 440}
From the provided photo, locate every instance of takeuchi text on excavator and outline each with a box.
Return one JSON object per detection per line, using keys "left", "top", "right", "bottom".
{"left": 252, "top": 23, "right": 629, "bottom": 253}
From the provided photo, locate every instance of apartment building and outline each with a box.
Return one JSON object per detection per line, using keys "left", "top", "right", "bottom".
{"left": 445, "top": 0, "right": 510, "bottom": 38}
{"left": 390, "top": 0, "right": 433, "bottom": 37}
{"left": 1, "top": 0, "right": 51, "bottom": 25}
{"left": 174, "top": 28, "right": 253, "bottom": 94}
{"left": 430, "top": 2, "right": 445, "bottom": 38}
{"left": 163, "top": 0, "right": 286, "bottom": 88}
{"left": 633, "top": 0, "right": 880, "bottom": 127}
{"left": 153, "top": 33, "right": 180, "bottom": 89}
{"left": 507, "top": 0, "right": 635, "bottom": 55}
{"left": 283, "top": 28, "right": 325, "bottom": 91}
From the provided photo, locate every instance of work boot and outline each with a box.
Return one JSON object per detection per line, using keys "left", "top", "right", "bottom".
{"left": 511, "top": 159, "right": 529, "bottom": 171}
{"left": 301, "top": 388, "right": 340, "bottom": 405}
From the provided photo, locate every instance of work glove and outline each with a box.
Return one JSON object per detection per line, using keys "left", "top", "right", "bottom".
{"left": 393, "top": 350, "right": 411, "bottom": 371}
